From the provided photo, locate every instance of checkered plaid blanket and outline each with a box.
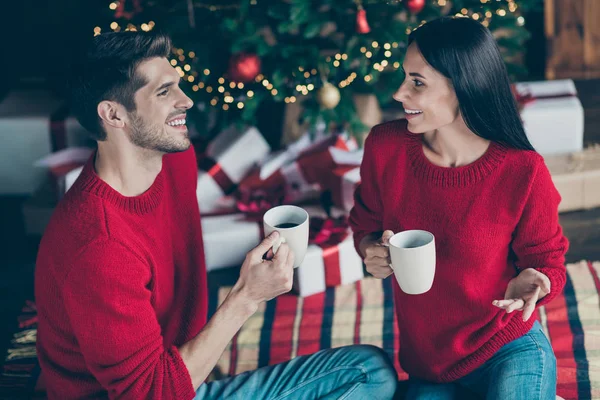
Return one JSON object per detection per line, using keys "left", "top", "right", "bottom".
{"left": 1, "top": 261, "right": 599, "bottom": 399}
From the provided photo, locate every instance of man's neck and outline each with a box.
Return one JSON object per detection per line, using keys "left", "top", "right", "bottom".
{"left": 94, "top": 141, "right": 163, "bottom": 197}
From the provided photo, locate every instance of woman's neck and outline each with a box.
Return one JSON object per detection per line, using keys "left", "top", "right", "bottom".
{"left": 422, "top": 119, "right": 491, "bottom": 168}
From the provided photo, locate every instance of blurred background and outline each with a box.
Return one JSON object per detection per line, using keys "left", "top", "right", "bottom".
{"left": 1, "top": 1, "right": 599, "bottom": 398}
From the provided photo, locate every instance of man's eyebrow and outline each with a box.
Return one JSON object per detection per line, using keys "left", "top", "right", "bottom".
{"left": 155, "top": 78, "right": 182, "bottom": 92}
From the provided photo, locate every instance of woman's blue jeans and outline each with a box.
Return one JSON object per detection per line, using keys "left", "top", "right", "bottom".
{"left": 406, "top": 321, "right": 557, "bottom": 400}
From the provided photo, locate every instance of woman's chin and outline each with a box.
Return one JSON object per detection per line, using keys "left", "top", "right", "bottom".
{"left": 405, "top": 120, "right": 426, "bottom": 134}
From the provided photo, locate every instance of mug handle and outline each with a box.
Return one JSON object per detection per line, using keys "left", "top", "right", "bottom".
{"left": 273, "top": 236, "right": 287, "bottom": 255}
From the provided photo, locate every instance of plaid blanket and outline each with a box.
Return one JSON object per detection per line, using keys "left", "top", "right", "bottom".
{"left": 1, "top": 261, "right": 599, "bottom": 399}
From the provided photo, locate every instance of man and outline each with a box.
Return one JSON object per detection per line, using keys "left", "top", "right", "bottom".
{"left": 35, "top": 31, "right": 397, "bottom": 399}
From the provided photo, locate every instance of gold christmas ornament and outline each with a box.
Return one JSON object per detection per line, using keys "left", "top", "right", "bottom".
{"left": 317, "top": 82, "right": 341, "bottom": 109}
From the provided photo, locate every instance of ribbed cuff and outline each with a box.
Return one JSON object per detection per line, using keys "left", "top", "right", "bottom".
{"left": 169, "top": 346, "right": 197, "bottom": 400}
{"left": 534, "top": 267, "right": 567, "bottom": 308}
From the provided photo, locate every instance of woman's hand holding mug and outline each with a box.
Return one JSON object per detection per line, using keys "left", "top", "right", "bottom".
{"left": 359, "top": 230, "right": 395, "bottom": 279}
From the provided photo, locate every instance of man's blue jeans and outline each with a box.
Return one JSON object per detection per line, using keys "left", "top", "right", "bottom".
{"left": 405, "top": 321, "right": 557, "bottom": 400}
{"left": 194, "top": 344, "right": 397, "bottom": 399}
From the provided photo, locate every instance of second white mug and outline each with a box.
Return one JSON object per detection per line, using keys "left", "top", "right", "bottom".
{"left": 388, "top": 230, "right": 436, "bottom": 295}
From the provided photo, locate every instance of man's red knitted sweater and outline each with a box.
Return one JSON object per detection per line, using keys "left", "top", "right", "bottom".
{"left": 35, "top": 147, "right": 206, "bottom": 399}
{"left": 349, "top": 119, "right": 569, "bottom": 382}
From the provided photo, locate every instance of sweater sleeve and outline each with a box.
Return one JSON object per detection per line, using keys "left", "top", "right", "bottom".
{"left": 511, "top": 158, "right": 569, "bottom": 307}
{"left": 62, "top": 239, "right": 196, "bottom": 400}
{"left": 349, "top": 130, "right": 384, "bottom": 256}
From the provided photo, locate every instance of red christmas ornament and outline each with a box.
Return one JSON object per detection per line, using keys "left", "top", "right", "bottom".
{"left": 114, "top": 0, "right": 143, "bottom": 20}
{"left": 356, "top": 7, "right": 370, "bottom": 34}
{"left": 406, "top": 0, "right": 426, "bottom": 14}
{"left": 228, "top": 52, "right": 261, "bottom": 83}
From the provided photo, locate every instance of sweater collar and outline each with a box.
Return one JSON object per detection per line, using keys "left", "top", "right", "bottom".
{"left": 77, "top": 151, "right": 165, "bottom": 214}
{"left": 405, "top": 131, "right": 507, "bottom": 187}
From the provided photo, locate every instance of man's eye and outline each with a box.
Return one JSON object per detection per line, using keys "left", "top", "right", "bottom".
{"left": 158, "top": 89, "right": 169, "bottom": 96}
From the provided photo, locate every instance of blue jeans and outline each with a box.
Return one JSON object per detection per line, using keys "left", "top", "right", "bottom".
{"left": 405, "top": 321, "right": 557, "bottom": 400}
{"left": 194, "top": 344, "right": 397, "bottom": 399}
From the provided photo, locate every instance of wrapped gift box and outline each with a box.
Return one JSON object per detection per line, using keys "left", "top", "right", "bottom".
{"left": 237, "top": 136, "right": 360, "bottom": 205}
{"left": 0, "top": 90, "right": 93, "bottom": 194}
{"left": 544, "top": 145, "right": 600, "bottom": 213}
{"left": 34, "top": 147, "right": 92, "bottom": 199}
{"left": 317, "top": 150, "right": 363, "bottom": 212}
{"left": 196, "top": 126, "right": 270, "bottom": 213}
{"left": 294, "top": 234, "right": 365, "bottom": 298}
{"left": 513, "top": 79, "right": 584, "bottom": 156}
{"left": 201, "top": 213, "right": 263, "bottom": 271}
{"left": 293, "top": 206, "right": 364, "bottom": 297}
{"left": 200, "top": 205, "right": 365, "bottom": 296}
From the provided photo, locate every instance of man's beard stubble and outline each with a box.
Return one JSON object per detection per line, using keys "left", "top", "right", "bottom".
{"left": 128, "top": 112, "right": 190, "bottom": 154}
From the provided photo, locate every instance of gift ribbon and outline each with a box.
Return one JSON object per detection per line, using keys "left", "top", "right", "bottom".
{"left": 512, "top": 86, "right": 576, "bottom": 110}
{"left": 198, "top": 156, "right": 237, "bottom": 194}
{"left": 309, "top": 216, "right": 349, "bottom": 287}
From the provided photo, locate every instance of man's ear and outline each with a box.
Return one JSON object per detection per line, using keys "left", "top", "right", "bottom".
{"left": 97, "top": 101, "right": 126, "bottom": 129}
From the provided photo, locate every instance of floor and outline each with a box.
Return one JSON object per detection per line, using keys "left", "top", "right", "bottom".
{"left": 0, "top": 79, "right": 599, "bottom": 390}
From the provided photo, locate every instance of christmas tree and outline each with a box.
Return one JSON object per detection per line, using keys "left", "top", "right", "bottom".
{"left": 94, "top": 0, "right": 541, "bottom": 142}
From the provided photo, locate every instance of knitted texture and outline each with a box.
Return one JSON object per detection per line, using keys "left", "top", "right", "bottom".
{"left": 35, "top": 147, "right": 207, "bottom": 399}
{"left": 349, "top": 119, "right": 569, "bottom": 382}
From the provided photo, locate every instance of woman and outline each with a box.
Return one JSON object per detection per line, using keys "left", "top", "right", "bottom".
{"left": 349, "top": 16, "right": 568, "bottom": 400}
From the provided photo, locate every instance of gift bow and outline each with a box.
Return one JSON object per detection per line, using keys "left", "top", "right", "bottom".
{"left": 308, "top": 216, "right": 350, "bottom": 287}
{"left": 309, "top": 216, "right": 349, "bottom": 246}
{"left": 198, "top": 153, "right": 237, "bottom": 194}
{"left": 235, "top": 188, "right": 285, "bottom": 217}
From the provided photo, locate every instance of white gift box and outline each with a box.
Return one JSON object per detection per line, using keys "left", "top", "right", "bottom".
{"left": 34, "top": 147, "right": 91, "bottom": 197}
{"left": 197, "top": 126, "right": 270, "bottom": 213}
{"left": 293, "top": 205, "right": 364, "bottom": 297}
{"left": 200, "top": 213, "right": 263, "bottom": 271}
{"left": 514, "top": 79, "right": 584, "bottom": 156}
{"left": 0, "top": 90, "right": 92, "bottom": 194}
{"left": 334, "top": 167, "right": 361, "bottom": 212}
{"left": 294, "top": 236, "right": 364, "bottom": 298}
{"left": 200, "top": 205, "right": 365, "bottom": 296}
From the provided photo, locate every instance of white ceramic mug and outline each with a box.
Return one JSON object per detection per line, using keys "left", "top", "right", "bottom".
{"left": 263, "top": 205, "right": 309, "bottom": 268}
{"left": 388, "top": 230, "right": 436, "bottom": 295}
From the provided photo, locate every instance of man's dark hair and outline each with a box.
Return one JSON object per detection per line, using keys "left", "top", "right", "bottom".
{"left": 69, "top": 31, "right": 172, "bottom": 141}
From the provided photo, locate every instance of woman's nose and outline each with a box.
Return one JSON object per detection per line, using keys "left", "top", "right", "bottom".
{"left": 393, "top": 82, "right": 408, "bottom": 103}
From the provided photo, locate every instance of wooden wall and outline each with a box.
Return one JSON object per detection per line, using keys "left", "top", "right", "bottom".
{"left": 545, "top": 0, "right": 600, "bottom": 80}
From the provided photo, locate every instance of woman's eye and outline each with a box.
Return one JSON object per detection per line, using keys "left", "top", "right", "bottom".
{"left": 413, "top": 79, "right": 424, "bottom": 87}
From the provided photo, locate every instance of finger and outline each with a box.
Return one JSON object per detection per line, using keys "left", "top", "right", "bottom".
{"left": 272, "top": 243, "right": 290, "bottom": 264}
{"left": 365, "top": 246, "right": 389, "bottom": 258}
{"left": 493, "top": 299, "right": 516, "bottom": 308}
{"left": 365, "top": 257, "right": 392, "bottom": 267}
{"left": 535, "top": 272, "right": 551, "bottom": 293}
{"left": 285, "top": 245, "right": 295, "bottom": 270}
{"left": 252, "top": 231, "right": 280, "bottom": 258}
{"left": 264, "top": 248, "right": 275, "bottom": 260}
{"left": 506, "top": 299, "right": 525, "bottom": 313}
{"left": 380, "top": 230, "right": 395, "bottom": 246}
{"left": 367, "top": 265, "right": 393, "bottom": 279}
{"left": 522, "top": 296, "right": 537, "bottom": 322}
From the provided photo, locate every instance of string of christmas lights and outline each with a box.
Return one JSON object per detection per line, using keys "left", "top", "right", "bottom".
{"left": 96, "top": 0, "right": 527, "bottom": 111}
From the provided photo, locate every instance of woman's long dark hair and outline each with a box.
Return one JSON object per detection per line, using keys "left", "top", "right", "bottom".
{"left": 408, "top": 17, "right": 535, "bottom": 151}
